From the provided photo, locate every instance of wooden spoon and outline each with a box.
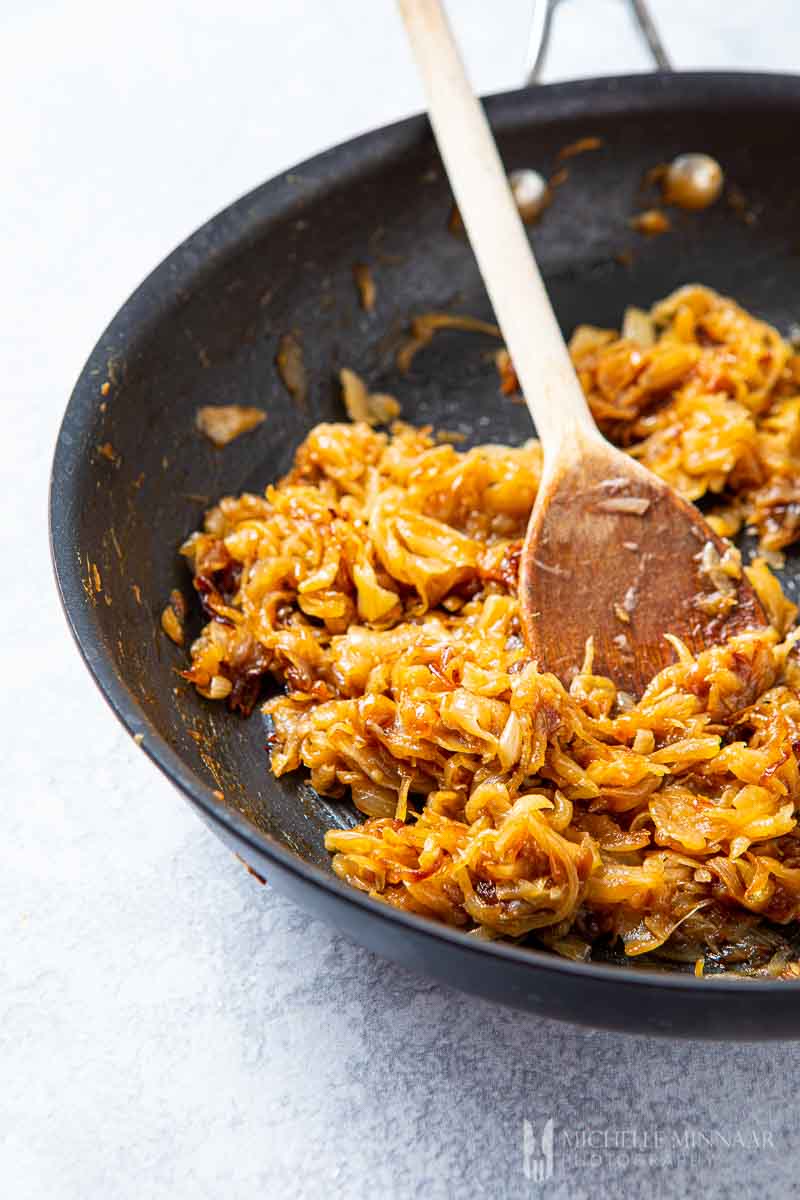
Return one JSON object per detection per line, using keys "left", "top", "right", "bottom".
{"left": 398, "top": 0, "right": 765, "bottom": 696}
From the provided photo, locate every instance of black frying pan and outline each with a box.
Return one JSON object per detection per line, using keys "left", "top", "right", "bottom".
{"left": 51, "top": 73, "right": 800, "bottom": 1038}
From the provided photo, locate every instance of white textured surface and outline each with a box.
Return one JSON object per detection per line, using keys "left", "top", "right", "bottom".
{"left": 5, "top": 2, "right": 800, "bottom": 1196}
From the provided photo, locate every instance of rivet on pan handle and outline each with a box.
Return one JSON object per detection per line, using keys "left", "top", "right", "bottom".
{"left": 525, "top": 0, "right": 672, "bottom": 84}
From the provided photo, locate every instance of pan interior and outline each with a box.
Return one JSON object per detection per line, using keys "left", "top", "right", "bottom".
{"left": 57, "top": 78, "right": 800, "bottom": 919}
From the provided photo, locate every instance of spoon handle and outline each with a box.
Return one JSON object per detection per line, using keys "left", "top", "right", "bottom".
{"left": 397, "top": 0, "right": 598, "bottom": 455}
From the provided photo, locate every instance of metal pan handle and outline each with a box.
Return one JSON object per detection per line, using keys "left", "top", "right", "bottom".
{"left": 525, "top": 0, "right": 671, "bottom": 84}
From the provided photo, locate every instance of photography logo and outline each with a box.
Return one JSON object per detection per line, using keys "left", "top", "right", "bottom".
{"left": 522, "top": 1114, "right": 777, "bottom": 1184}
{"left": 523, "top": 1118, "right": 555, "bottom": 1184}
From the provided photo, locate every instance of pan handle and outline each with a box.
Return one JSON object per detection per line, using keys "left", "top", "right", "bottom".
{"left": 525, "top": 0, "right": 671, "bottom": 84}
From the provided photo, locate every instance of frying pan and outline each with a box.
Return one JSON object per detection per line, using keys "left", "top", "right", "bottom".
{"left": 50, "top": 69, "right": 800, "bottom": 1038}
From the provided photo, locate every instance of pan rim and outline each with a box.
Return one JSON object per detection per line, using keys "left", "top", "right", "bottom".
{"left": 51, "top": 70, "right": 800, "bottom": 999}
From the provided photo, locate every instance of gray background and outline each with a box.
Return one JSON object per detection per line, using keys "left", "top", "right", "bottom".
{"left": 5, "top": 1, "right": 800, "bottom": 1196}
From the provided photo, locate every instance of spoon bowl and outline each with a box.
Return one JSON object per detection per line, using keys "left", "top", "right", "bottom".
{"left": 520, "top": 425, "right": 766, "bottom": 694}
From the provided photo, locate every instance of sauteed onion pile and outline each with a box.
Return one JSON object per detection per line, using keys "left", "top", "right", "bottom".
{"left": 179, "top": 287, "right": 800, "bottom": 972}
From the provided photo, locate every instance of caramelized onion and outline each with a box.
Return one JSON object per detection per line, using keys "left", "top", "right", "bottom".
{"left": 178, "top": 287, "right": 800, "bottom": 969}
{"left": 664, "top": 153, "right": 724, "bottom": 210}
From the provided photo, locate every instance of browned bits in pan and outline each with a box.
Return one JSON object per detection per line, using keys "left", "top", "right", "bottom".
{"left": 508, "top": 168, "right": 550, "bottom": 222}
{"left": 339, "top": 367, "right": 400, "bottom": 426}
{"left": 663, "top": 153, "right": 724, "bottom": 210}
{"left": 195, "top": 405, "right": 266, "bottom": 447}
{"left": 629, "top": 209, "right": 671, "bottom": 236}
{"left": 161, "top": 603, "right": 184, "bottom": 646}
{"left": 397, "top": 312, "right": 501, "bottom": 372}
{"left": 557, "top": 135, "right": 604, "bottom": 161}
{"left": 275, "top": 332, "right": 308, "bottom": 407}
{"left": 353, "top": 263, "right": 376, "bottom": 312}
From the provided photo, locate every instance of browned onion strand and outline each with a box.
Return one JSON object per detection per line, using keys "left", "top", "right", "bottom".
{"left": 179, "top": 286, "right": 800, "bottom": 971}
{"left": 571, "top": 285, "right": 800, "bottom": 555}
